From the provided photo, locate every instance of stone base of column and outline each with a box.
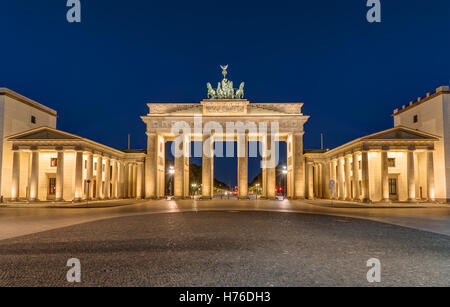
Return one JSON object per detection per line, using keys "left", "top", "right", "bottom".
{"left": 407, "top": 198, "right": 418, "bottom": 203}
{"left": 361, "top": 198, "right": 370, "bottom": 203}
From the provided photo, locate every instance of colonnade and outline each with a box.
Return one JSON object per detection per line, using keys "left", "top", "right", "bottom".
{"left": 145, "top": 132, "right": 306, "bottom": 200}
{"left": 306, "top": 148, "right": 435, "bottom": 202}
{"left": 10, "top": 149, "right": 145, "bottom": 202}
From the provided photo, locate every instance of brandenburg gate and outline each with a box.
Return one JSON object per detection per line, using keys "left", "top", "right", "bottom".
{"left": 141, "top": 66, "right": 310, "bottom": 200}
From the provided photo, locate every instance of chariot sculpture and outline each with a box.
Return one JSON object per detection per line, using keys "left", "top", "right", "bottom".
{"left": 206, "top": 65, "right": 245, "bottom": 100}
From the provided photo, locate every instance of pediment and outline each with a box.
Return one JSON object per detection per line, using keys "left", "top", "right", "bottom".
{"left": 8, "top": 127, "right": 81, "bottom": 140}
{"left": 362, "top": 127, "right": 439, "bottom": 140}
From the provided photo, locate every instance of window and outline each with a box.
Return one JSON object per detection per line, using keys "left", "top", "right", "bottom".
{"left": 358, "top": 160, "right": 362, "bottom": 170}
{"left": 389, "top": 178, "right": 397, "bottom": 195}
{"left": 50, "top": 158, "right": 58, "bottom": 167}
{"left": 31, "top": 116, "right": 36, "bottom": 124}
{"left": 85, "top": 160, "right": 88, "bottom": 169}
{"left": 413, "top": 115, "right": 418, "bottom": 123}
{"left": 388, "top": 158, "right": 396, "bottom": 167}
{"left": 94, "top": 162, "right": 97, "bottom": 170}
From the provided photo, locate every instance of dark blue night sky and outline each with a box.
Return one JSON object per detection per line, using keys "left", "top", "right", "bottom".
{"left": 1, "top": 0, "right": 449, "bottom": 186}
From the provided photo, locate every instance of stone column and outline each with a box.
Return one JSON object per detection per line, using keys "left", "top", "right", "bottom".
{"left": 352, "top": 152, "right": 360, "bottom": 201}
{"left": 55, "top": 150, "right": 65, "bottom": 201}
{"left": 136, "top": 162, "right": 144, "bottom": 199}
{"left": 133, "top": 163, "right": 138, "bottom": 198}
{"left": 183, "top": 145, "right": 190, "bottom": 199}
{"left": 427, "top": 150, "right": 435, "bottom": 201}
{"left": 361, "top": 151, "right": 369, "bottom": 202}
{"left": 337, "top": 158, "right": 345, "bottom": 200}
{"left": 407, "top": 149, "right": 416, "bottom": 201}
{"left": 202, "top": 134, "right": 214, "bottom": 199}
{"left": 344, "top": 156, "right": 352, "bottom": 200}
{"left": 317, "top": 164, "right": 323, "bottom": 198}
{"left": 127, "top": 163, "right": 132, "bottom": 198}
{"left": 262, "top": 167, "right": 267, "bottom": 197}
{"left": 174, "top": 136, "right": 189, "bottom": 199}
{"left": 95, "top": 156, "right": 103, "bottom": 199}
{"left": 238, "top": 133, "right": 249, "bottom": 199}
{"left": 11, "top": 150, "right": 21, "bottom": 201}
{"left": 262, "top": 134, "right": 276, "bottom": 199}
{"left": 122, "top": 162, "right": 128, "bottom": 198}
{"left": 145, "top": 134, "right": 157, "bottom": 199}
{"left": 381, "top": 150, "right": 389, "bottom": 202}
{"left": 74, "top": 151, "right": 84, "bottom": 201}
{"left": 86, "top": 152, "right": 94, "bottom": 199}
{"left": 104, "top": 158, "right": 111, "bottom": 199}
{"left": 111, "top": 160, "right": 118, "bottom": 199}
{"left": 293, "top": 133, "right": 305, "bottom": 199}
{"left": 119, "top": 161, "right": 124, "bottom": 198}
{"left": 323, "top": 162, "right": 330, "bottom": 199}
{"left": 29, "top": 150, "right": 39, "bottom": 201}
{"left": 313, "top": 165, "right": 318, "bottom": 199}
{"left": 307, "top": 162, "right": 314, "bottom": 200}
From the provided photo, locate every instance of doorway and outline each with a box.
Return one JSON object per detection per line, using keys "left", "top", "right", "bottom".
{"left": 47, "top": 175, "right": 56, "bottom": 200}
{"left": 388, "top": 176, "right": 399, "bottom": 201}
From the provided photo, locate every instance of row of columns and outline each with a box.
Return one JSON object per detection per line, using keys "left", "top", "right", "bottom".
{"left": 307, "top": 149, "right": 435, "bottom": 202}
{"left": 11, "top": 149, "right": 144, "bottom": 202}
{"left": 145, "top": 133, "right": 305, "bottom": 200}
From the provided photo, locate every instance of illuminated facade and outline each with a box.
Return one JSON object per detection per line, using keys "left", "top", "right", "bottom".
{"left": 0, "top": 83, "right": 448, "bottom": 203}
